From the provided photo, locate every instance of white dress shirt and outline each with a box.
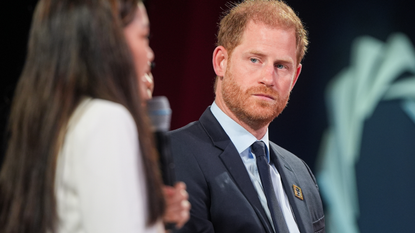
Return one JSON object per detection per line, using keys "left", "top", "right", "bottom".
{"left": 211, "top": 102, "right": 299, "bottom": 233}
{"left": 55, "top": 98, "right": 163, "bottom": 233}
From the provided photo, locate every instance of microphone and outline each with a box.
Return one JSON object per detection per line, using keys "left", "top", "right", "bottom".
{"left": 147, "top": 96, "right": 176, "bottom": 186}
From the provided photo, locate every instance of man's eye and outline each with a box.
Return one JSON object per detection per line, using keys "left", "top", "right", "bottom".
{"left": 250, "top": 58, "right": 259, "bottom": 63}
{"left": 276, "top": 64, "right": 285, "bottom": 69}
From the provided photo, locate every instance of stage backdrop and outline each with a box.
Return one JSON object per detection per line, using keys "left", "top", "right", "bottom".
{"left": 1, "top": 1, "right": 415, "bottom": 232}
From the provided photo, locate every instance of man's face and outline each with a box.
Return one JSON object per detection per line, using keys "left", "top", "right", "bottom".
{"left": 218, "top": 20, "right": 301, "bottom": 130}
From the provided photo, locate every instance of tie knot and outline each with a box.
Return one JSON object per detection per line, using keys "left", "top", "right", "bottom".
{"left": 251, "top": 141, "right": 267, "bottom": 159}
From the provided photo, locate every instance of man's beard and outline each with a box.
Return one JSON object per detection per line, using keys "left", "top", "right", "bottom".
{"left": 221, "top": 69, "right": 289, "bottom": 130}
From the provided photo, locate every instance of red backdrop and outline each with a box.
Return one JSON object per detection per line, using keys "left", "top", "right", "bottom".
{"left": 147, "top": 0, "right": 227, "bottom": 130}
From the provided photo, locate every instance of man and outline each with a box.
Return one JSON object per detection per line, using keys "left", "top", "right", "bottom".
{"left": 169, "top": 1, "right": 325, "bottom": 232}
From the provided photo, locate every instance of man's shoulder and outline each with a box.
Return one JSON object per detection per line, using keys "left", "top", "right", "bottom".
{"left": 169, "top": 120, "right": 202, "bottom": 138}
{"left": 168, "top": 120, "right": 213, "bottom": 148}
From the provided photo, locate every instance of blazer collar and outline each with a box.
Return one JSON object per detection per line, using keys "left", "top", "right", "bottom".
{"left": 199, "top": 107, "right": 230, "bottom": 150}
{"left": 199, "top": 107, "right": 274, "bottom": 233}
{"left": 269, "top": 143, "right": 313, "bottom": 233}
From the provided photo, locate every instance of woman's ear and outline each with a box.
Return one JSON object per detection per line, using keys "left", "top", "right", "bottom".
{"left": 212, "top": 46, "right": 228, "bottom": 77}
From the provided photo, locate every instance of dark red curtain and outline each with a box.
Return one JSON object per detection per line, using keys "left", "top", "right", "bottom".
{"left": 147, "top": 0, "right": 227, "bottom": 129}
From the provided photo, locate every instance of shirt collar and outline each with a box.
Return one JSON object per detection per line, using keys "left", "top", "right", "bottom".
{"left": 210, "top": 101, "right": 270, "bottom": 159}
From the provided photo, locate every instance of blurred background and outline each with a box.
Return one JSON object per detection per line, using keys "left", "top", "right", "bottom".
{"left": 2, "top": 0, "right": 415, "bottom": 232}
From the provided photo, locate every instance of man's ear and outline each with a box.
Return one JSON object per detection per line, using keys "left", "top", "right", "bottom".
{"left": 291, "top": 63, "right": 302, "bottom": 90}
{"left": 212, "top": 46, "right": 228, "bottom": 77}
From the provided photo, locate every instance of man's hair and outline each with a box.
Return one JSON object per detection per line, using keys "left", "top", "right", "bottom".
{"left": 217, "top": 0, "right": 308, "bottom": 64}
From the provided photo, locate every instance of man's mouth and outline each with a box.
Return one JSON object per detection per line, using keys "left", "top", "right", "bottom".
{"left": 252, "top": 94, "right": 275, "bottom": 100}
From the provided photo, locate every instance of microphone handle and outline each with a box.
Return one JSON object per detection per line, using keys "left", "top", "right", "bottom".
{"left": 154, "top": 132, "right": 178, "bottom": 231}
{"left": 154, "top": 131, "right": 176, "bottom": 186}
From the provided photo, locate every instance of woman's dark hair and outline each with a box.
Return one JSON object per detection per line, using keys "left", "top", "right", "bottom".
{"left": 0, "top": 0, "right": 165, "bottom": 232}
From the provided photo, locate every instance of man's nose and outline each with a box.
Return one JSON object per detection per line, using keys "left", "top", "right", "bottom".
{"left": 259, "top": 63, "right": 275, "bottom": 86}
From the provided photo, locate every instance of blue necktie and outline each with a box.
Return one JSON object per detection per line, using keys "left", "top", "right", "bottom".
{"left": 251, "top": 141, "right": 289, "bottom": 233}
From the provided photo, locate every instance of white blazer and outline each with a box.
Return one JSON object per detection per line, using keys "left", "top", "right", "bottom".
{"left": 55, "top": 98, "right": 163, "bottom": 233}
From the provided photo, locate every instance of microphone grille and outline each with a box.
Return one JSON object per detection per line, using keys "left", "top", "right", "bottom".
{"left": 147, "top": 96, "right": 172, "bottom": 132}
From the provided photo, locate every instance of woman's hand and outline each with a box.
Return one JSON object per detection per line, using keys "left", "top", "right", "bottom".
{"left": 163, "top": 182, "right": 191, "bottom": 230}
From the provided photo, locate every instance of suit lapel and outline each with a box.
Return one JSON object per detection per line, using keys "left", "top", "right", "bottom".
{"left": 219, "top": 146, "right": 274, "bottom": 233}
{"left": 199, "top": 108, "right": 274, "bottom": 233}
{"left": 269, "top": 144, "right": 313, "bottom": 233}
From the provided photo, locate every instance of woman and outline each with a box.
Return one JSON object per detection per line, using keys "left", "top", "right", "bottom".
{"left": 0, "top": 0, "right": 188, "bottom": 232}
{"left": 120, "top": 0, "right": 190, "bottom": 229}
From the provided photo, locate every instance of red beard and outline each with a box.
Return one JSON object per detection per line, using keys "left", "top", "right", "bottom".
{"left": 221, "top": 70, "right": 289, "bottom": 130}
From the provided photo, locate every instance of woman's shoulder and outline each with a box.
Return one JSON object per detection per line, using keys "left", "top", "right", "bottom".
{"left": 79, "top": 98, "right": 131, "bottom": 118}
{"left": 64, "top": 98, "right": 138, "bottom": 145}
{"left": 70, "top": 98, "right": 135, "bottom": 129}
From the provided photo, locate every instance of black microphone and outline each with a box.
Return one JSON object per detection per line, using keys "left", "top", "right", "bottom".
{"left": 147, "top": 96, "right": 177, "bottom": 231}
{"left": 147, "top": 96, "right": 176, "bottom": 186}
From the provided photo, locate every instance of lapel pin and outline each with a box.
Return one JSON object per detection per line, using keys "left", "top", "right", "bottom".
{"left": 293, "top": 184, "right": 304, "bottom": 200}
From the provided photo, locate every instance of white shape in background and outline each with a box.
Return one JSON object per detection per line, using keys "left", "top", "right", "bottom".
{"left": 317, "top": 33, "right": 415, "bottom": 233}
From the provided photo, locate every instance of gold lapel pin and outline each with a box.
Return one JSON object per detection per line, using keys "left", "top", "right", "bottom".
{"left": 293, "top": 184, "right": 304, "bottom": 200}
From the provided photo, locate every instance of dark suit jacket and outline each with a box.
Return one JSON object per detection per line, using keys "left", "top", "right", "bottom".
{"left": 169, "top": 108, "right": 325, "bottom": 233}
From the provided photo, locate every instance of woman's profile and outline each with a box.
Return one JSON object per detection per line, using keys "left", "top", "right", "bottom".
{"left": 0, "top": 0, "right": 189, "bottom": 232}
